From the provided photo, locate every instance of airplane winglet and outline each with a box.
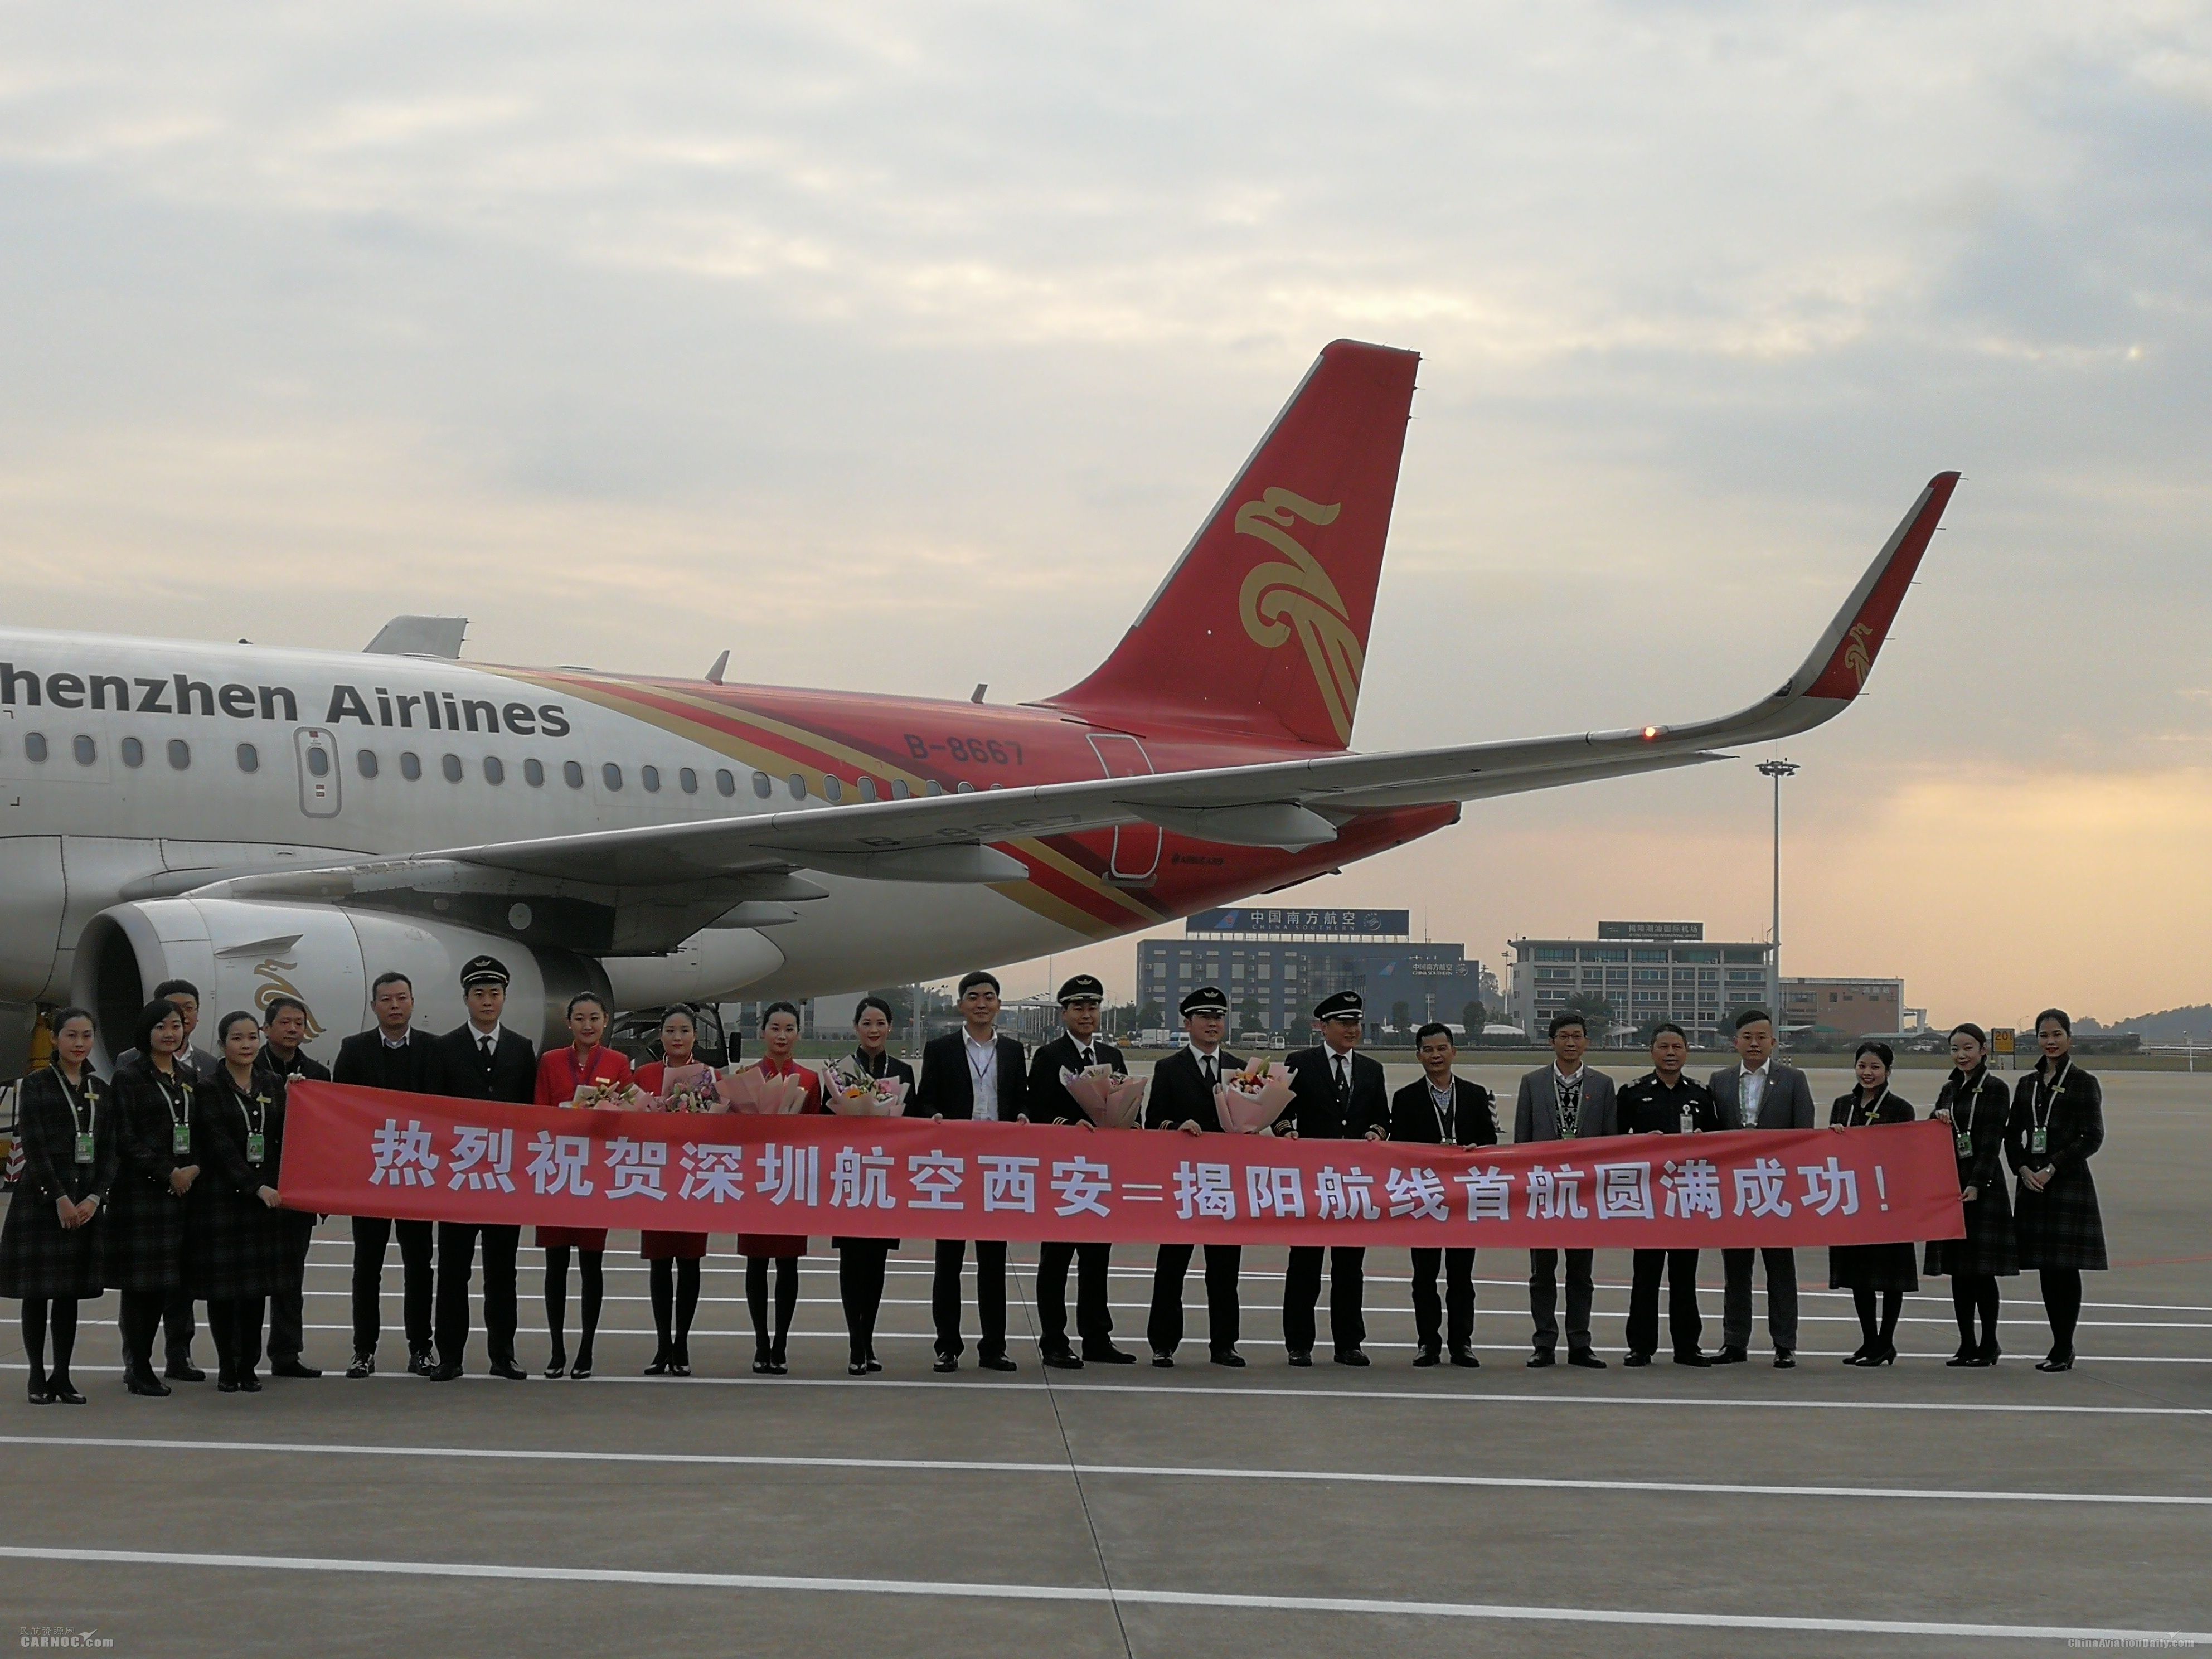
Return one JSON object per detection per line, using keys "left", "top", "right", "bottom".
{"left": 1789, "top": 472, "right": 1959, "bottom": 705}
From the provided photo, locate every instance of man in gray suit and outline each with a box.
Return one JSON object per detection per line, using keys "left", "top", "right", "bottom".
{"left": 1512, "top": 1011, "right": 1615, "bottom": 1369}
{"left": 1709, "top": 1007, "right": 1816, "bottom": 1367}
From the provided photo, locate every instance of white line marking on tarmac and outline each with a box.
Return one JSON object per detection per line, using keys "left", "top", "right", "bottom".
{"left": 6, "top": 1362, "right": 2205, "bottom": 1415}
{"left": 6, "top": 1432, "right": 2204, "bottom": 1508}
{"left": 0, "top": 1544, "right": 2201, "bottom": 1642}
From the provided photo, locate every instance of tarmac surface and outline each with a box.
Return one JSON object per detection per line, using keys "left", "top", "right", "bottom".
{"left": 3, "top": 1063, "right": 2208, "bottom": 1656}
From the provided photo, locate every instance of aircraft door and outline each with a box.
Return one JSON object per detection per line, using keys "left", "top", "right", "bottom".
{"left": 1085, "top": 733, "right": 1161, "bottom": 885}
{"left": 294, "top": 727, "right": 342, "bottom": 818}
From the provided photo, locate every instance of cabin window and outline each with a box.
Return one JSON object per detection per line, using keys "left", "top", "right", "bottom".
{"left": 679, "top": 767, "right": 698, "bottom": 794}
{"left": 236, "top": 743, "right": 259, "bottom": 773}
{"left": 891, "top": 779, "right": 910, "bottom": 799}
{"left": 166, "top": 739, "right": 190, "bottom": 770}
{"left": 717, "top": 769, "right": 739, "bottom": 797}
{"left": 441, "top": 754, "right": 463, "bottom": 783}
{"left": 483, "top": 756, "right": 505, "bottom": 785}
{"left": 400, "top": 751, "right": 422, "bottom": 781}
{"left": 72, "top": 735, "right": 95, "bottom": 765}
{"left": 357, "top": 750, "right": 379, "bottom": 778}
{"left": 602, "top": 763, "right": 623, "bottom": 792}
{"left": 120, "top": 736, "right": 144, "bottom": 768}
{"left": 23, "top": 733, "right": 47, "bottom": 763}
{"left": 305, "top": 748, "right": 331, "bottom": 778}
{"left": 788, "top": 773, "right": 807, "bottom": 801}
{"left": 751, "top": 771, "right": 770, "bottom": 799}
{"left": 858, "top": 776, "right": 879, "bottom": 802}
{"left": 563, "top": 760, "right": 584, "bottom": 789}
{"left": 523, "top": 758, "right": 545, "bottom": 787}
{"left": 641, "top": 764, "right": 661, "bottom": 793}
{"left": 823, "top": 774, "right": 843, "bottom": 803}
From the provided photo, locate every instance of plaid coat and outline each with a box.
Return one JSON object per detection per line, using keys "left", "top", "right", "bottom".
{"left": 1923, "top": 1069, "right": 2017, "bottom": 1278}
{"left": 101, "top": 1056, "right": 197, "bottom": 1293}
{"left": 0, "top": 1068, "right": 116, "bottom": 1299}
{"left": 2006, "top": 1063, "right": 2108, "bottom": 1272}
{"left": 186, "top": 1073, "right": 283, "bottom": 1300}
{"left": 1825, "top": 1090, "right": 1920, "bottom": 1293}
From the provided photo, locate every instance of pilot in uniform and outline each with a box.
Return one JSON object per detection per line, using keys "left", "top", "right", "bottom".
{"left": 1025, "top": 974, "right": 1136, "bottom": 1368}
{"left": 1144, "top": 985, "right": 1246, "bottom": 1367}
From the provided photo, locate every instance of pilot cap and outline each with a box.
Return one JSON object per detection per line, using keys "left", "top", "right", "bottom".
{"left": 1180, "top": 985, "right": 1229, "bottom": 1018}
{"left": 1056, "top": 973, "right": 1105, "bottom": 1006}
{"left": 1314, "top": 989, "right": 1364, "bottom": 1022}
{"left": 459, "top": 954, "right": 511, "bottom": 989}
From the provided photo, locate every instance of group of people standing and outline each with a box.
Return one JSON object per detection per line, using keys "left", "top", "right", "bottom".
{"left": 0, "top": 964, "right": 2111, "bottom": 1400}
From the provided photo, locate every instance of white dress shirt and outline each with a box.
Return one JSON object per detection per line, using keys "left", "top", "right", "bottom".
{"left": 1737, "top": 1061, "right": 1770, "bottom": 1128}
{"left": 965, "top": 1031, "right": 1001, "bottom": 1121}
{"left": 1189, "top": 1043, "right": 1223, "bottom": 1090}
{"left": 470, "top": 1022, "right": 504, "bottom": 1060}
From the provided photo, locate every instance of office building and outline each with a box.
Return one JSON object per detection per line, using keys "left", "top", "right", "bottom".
{"left": 1508, "top": 921, "right": 1773, "bottom": 1047}
{"left": 1782, "top": 977, "right": 1906, "bottom": 1037}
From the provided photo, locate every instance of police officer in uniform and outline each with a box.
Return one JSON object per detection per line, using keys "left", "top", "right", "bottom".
{"left": 254, "top": 996, "right": 328, "bottom": 1379}
{"left": 1280, "top": 989, "right": 1389, "bottom": 1366}
{"left": 1144, "top": 986, "right": 1246, "bottom": 1367}
{"left": 1025, "top": 974, "right": 1136, "bottom": 1368}
{"left": 427, "top": 956, "right": 537, "bottom": 1381}
{"left": 1616, "top": 1022, "right": 1722, "bottom": 1367}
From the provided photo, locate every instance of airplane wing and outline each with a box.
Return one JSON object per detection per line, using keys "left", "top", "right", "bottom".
{"left": 201, "top": 473, "right": 1956, "bottom": 927}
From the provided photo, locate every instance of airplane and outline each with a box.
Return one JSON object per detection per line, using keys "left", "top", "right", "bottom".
{"left": 0, "top": 339, "right": 1958, "bottom": 1065}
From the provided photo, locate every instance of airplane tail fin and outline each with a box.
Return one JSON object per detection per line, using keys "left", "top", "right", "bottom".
{"left": 1041, "top": 340, "right": 1420, "bottom": 751}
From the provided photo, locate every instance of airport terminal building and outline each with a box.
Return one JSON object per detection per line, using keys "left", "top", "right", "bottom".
{"left": 1136, "top": 907, "right": 1487, "bottom": 1039}
{"left": 1507, "top": 921, "right": 1774, "bottom": 1047}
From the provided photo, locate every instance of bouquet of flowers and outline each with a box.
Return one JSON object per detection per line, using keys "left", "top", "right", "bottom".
{"left": 569, "top": 1079, "right": 650, "bottom": 1111}
{"left": 821, "top": 1058, "right": 909, "bottom": 1118}
{"left": 1060, "top": 1064, "right": 1147, "bottom": 1129}
{"left": 720, "top": 1063, "right": 811, "bottom": 1115}
{"left": 652, "top": 1062, "right": 725, "bottom": 1115}
{"left": 1214, "top": 1058, "right": 1293, "bottom": 1134}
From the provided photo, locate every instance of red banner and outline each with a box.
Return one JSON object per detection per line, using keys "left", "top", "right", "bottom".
{"left": 280, "top": 1083, "right": 1962, "bottom": 1250}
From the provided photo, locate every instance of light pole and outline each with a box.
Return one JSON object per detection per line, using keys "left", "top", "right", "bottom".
{"left": 1758, "top": 758, "right": 1799, "bottom": 1020}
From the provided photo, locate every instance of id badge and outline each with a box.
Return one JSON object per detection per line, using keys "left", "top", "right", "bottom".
{"left": 172, "top": 1123, "right": 191, "bottom": 1157}
{"left": 74, "top": 1131, "right": 95, "bottom": 1165}
{"left": 246, "top": 1131, "right": 266, "bottom": 1165}
{"left": 1954, "top": 1131, "right": 1972, "bottom": 1160}
{"left": 2030, "top": 1127, "right": 2048, "bottom": 1156}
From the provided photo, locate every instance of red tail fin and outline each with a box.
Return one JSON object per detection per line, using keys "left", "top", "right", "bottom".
{"left": 1042, "top": 339, "right": 1419, "bottom": 750}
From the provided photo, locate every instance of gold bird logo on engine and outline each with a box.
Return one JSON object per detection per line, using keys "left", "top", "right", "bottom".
{"left": 1235, "top": 488, "right": 1363, "bottom": 746}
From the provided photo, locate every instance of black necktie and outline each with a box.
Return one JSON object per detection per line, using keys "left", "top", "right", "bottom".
{"left": 1202, "top": 1055, "right": 1216, "bottom": 1089}
{"left": 1078, "top": 1047, "right": 1093, "bottom": 1068}
{"left": 1334, "top": 1054, "right": 1349, "bottom": 1100}
{"left": 480, "top": 1035, "right": 494, "bottom": 1066}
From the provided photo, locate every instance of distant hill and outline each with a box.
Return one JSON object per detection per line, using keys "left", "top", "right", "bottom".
{"left": 2079, "top": 1005, "right": 2212, "bottom": 1045}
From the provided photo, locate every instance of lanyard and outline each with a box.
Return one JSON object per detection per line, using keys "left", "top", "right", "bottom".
{"left": 1430, "top": 1082, "right": 1455, "bottom": 1140}
{"left": 2032, "top": 1061, "right": 2069, "bottom": 1133}
{"left": 55, "top": 1069, "right": 94, "bottom": 1135}
{"left": 1850, "top": 1086, "right": 1888, "bottom": 1127}
{"left": 967, "top": 1040, "right": 997, "bottom": 1086}
{"left": 230, "top": 1078, "right": 268, "bottom": 1137}
{"left": 152, "top": 1068, "right": 188, "bottom": 1128}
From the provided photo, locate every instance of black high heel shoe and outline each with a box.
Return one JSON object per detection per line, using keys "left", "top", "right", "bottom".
{"left": 570, "top": 1350, "right": 594, "bottom": 1381}
{"left": 1853, "top": 1339, "right": 1898, "bottom": 1367}
{"left": 2035, "top": 1349, "right": 2074, "bottom": 1372}
{"left": 1844, "top": 1340, "right": 1875, "bottom": 1366}
{"left": 48, "top": 1376, "right": 85, "bottom": 1405}
{"left": 644, "top": 1348, "right": 672, "bottom": 1377}
{"left": 544, "top": 1351, "right": 567, "bottom": 1380}
{"left": 1945, "top": 1342, "right": 1980, "bottom": 1367}
{"left": 751, "top": 1352, "right": 772, "bottom": 1375}
{"left": 26, "top": 1377, "right": 52, "bottom": 1405}
{"left": 1979, "top": 1338, "right": 2002, "bottom": 1367}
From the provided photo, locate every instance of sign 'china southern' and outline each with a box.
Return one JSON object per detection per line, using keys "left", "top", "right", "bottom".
{"left": 1187, "top": 907, "right": 1411, "bottom": 937}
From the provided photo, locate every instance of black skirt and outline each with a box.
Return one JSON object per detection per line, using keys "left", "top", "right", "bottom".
{"left": 186, "top": 1188, "right": 279, "bottom": 1300}
{"left": 1924, "top": 1182, "right": 2018, "bottom": 1278}
{"left": 2015, "top": 1167, "right": 2108, "bottom": 1272}
{"left": 100, "top": 1180, "right": 187, "bottom": 1293}
{"left": 1829, "top": 1240, "right": 1919, "bottom": 1294}
{"left": 0, "top": 1192, "right": 106, "bottom": 1301}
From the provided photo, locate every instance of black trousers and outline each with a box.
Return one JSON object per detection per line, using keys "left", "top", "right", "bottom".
{"left": 1036, "top": 1241, "right": 1114, "bottom": 1355}
{"left": 838, "top": 1240, "right": 891, "bottom": 1365}
{"left": 434, "top": 1221, "right": 521, "bottom": 1368}
{"left": 352, "top": 1215, "right": 435, "bottom": 1357}
{"left": 161, "top": 1283, "right": 198, "bottom": 1366}
{"left": 119, "top": 1288, "right": 166, "bottom": 1376}
{"left": 932, "top": 1240, "right": 1007, "bottom": 1359}
{"left": 1627, "top": 1248, "right": 1704, "bottom": 1357}
{"left": 266, "top": 1213, "right": 315, "bottom": 1364}
{"left": 1283, "top": 1245, "right": 1366, "bottom": 1356}
{"left": 1148, "top": 1243, "right": 1241, "bottom": 1357}
{"left": 1529, "top": 1248, "right": 1595, "bottom": 1353}
{"left": 207, "top": 1296, "right": 266, "bottom": 1380}
{"left": 1410, "top": 1246, "right": 1477, "bottom": 1354}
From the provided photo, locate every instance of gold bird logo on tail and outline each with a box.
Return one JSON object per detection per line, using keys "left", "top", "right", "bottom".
{"left": 1235, "top": 488, "right": 1362, "bottom": 745}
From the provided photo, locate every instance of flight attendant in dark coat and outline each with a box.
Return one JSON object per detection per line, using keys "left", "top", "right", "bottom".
{"left": 632, "top": 1005, "right": 716, "bottom": 1378}
{"left": 1925, "top": 1023, "right": 2016, "bottom": 1366}
{"left": 2007, "top": 1008, "right": 2107, "bottom": 1372}
{"left": 428, "top": 955, "right": 537, "bottom": 1382}
{"left": 1389, "top": 1022, "right": 1498, "bottom": 1367}
{"left": 1025, "top": 974, "right": 1135, "bottom": 1369}
{"left": 1144, "top": 985, "right": 1246, "bottom": 1367}
{"left": 190, "top": 1012, "right": 287, "bottom": 1393}
{"left": 105, "top": 998, "right": 202, "bottom": 1396}
{"left": 743, "top": 1001, "right": 823, "bottom": 1374}
{"left": 533, "top": 991, "right": 631, "bottom": 1380}
{"left": 833, "top": 996, "right": 914, "bottom": 1377}
{"left": 1279, "top": 989, "right": 1389, "bottom": 1367}
{"left": 255, "top": 996, "right": 329, "bottom": 1379}
{"left": 0, "top": 1007, "right": 115, "bottom": 1404}
{"left": 332, "top": 971, "right": 441, "bottom": 1378}
{"left": 1825, "top": 1041, "right": 1917, "bottom": 1367}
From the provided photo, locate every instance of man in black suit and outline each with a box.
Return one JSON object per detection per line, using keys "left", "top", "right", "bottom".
{"left": 1390, "top": 1022, "right": 1500, "bottom": 1367}
{"left": 332, "top": 971, "right": 442, "bottom": 1379}
{"left": 1709, "top": 1006, "right": 1818, "bottom": 1367}
{"left": 911, "top": 969, "right": 1028, "bottom": 1373}
{"left": 1025, "top": 974, "right": 1136, "bottom": 1369}
{"left": 426, "top": 955, "right": 537, "bottom": 1382}
{"left": 1280, "top": 990, "right": 1389, "bottom": 1366}
{"left": 255, "top": 995, "right": 330, "bottom": 1379}
{"left": 1144, "top": 985, "right": 1246, "bottom": 1367}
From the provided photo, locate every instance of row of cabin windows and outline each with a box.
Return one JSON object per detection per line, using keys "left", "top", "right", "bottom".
{"left": 20, "top": 732, "right": 962, "bottom": 803}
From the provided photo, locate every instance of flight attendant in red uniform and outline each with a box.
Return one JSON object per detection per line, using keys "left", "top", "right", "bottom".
{"left": 632, "top": 1005, "right": 716, "bottom": 1378}
{"left": 740, "top": 1002, "right": 820, "bottom": 1375}
{"left": 533, "top": 992, "right": 630, "bottom": 1380}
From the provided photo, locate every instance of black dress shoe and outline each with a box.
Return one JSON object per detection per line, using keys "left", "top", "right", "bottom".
{"left": 1673, "top": 1350, "right": 1712, "bottom": 1367}
{"left": 1286, "top": 1349, "right": 1313, "bottom": 1368}
{"left": 26, "top": 1381, "right": 52, "bottom": 1405}
{"left": 48, "top": 1378, "right": 85, "bottom": 1405}
{"left": 1333, "top": 1350, "right": 1370, "bottom": 1367}
{"left": 543, "top": 1354, "right": 567, "bottom": 1380}
{"left": 237, "top": 1372, "right": 263, "bottom": 1393}
{"left": 217, "top": 1376, "right": 241, "bottom": 1394}
{"left": 1084, "top": 1346, "right": 1137, "bottom": 1366}
{"left": 346, "top": 1353, "right": 376, "bottom": 1380}
{"left": 165, "top": 1360, "right": 206, "bottom": 1382}
{"left": 1622, "top": 1352, "right": 1652, "bottom": 1367}
{"left": 569, "top": 1359, "right": 594, "bottom": 1381}
{"left": 978, "top": 1354, "right": 1018, "bottom": 1373}
{"left": 1712, "top": 1345, "right": 1748, "bottom": 1365}
{"left": 1568, "top": 1349, "right": 1607, "bottom": 1369}
{"left": 1150, "top": 1351, "right": 1175, "bottom": 1369}
{"left": 1042, "top": 1350, "right": 1084, "bottom": 1370}
{"left": 1772, "top": 1349, "right": 1796, "bottom": 1369}
{"left": 1449, "top": 1350, "right": 1482, "bottom": 1369}
{"left": 1210, "top": 1350, "right": 1246, "bottom": 1368}
{"left": 489, "top": 1360, "right": 528, "bottom": 1381}
{"left": 406, "top": 1350, "right": 436, "bottom": 1377}
{"left": 1525, "top": 1349, "right": 1556, "bottom": 1369}
{"left": 425, "top": 1362, "right": 464, "bottom": 1382}
{"left": 1412, "top": 1347, "right": 1440, "bottom": 1368}
{"left": 644, "top": 1352, "right": 672, "bottom": 1377}
{"left": 848, "top": 1362, "right": 870, "bottom": 1377}
{"left": 270, "top": 1359, "right": 322, "bottom": 1380}
{"left": 866, "top": 1355, "right": 883, "bottom": 1373}
{"left": 933, "top": 1354, "right": 959, "bottom": 1374}
{"left": 127, "top": 1372, "right": 173, "bottom": 1397}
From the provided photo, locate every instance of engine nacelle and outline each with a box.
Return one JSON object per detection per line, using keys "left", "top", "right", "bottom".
{"left": 74, "top": 899, "right": 613, "bottom": 1069}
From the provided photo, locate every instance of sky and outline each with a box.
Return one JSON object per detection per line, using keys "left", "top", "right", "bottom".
{"left": 3, "top": 3, "right": 2208, "bottom": 1029}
